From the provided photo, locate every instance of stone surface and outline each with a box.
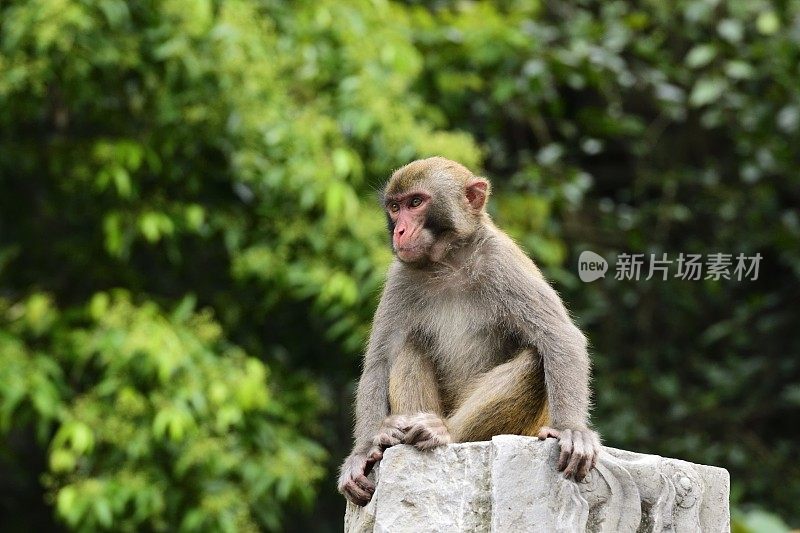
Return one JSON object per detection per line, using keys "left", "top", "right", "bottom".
{"left": 344, "top": 436, "right": 730, "bottom": 533}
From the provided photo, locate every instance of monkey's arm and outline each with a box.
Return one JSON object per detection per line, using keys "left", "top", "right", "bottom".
{"left": 351, "top": 348, "right": 390, "bottom": 455}
{"left": 338, "top": 294, "right": 394, "bottom": 506}
{"left": 505, "top": 271, "right": 601, "bottom": 480}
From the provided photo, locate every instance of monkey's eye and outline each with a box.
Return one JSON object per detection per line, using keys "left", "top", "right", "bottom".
{"left": 409, "top": 197, "right": 423, "bottom": 208}
{"left": 388, "top": 202, "right": 400, "bottom": 213}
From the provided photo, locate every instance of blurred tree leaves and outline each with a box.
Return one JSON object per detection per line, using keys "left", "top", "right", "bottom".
{"left": 1, "top": 292, "right": 326, "bottom": 531}
{"left": 1, "top": 0, "right": 799, "bottom": 529}
{"left": 0, "top": 0, "right": 479, "bottom": 529}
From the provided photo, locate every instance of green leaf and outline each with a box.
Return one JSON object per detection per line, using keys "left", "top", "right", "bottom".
{"left": 685, "top": 44, "right": 716, "bottom": 69}
{"left": 725, "top": 61, "right": 754, "bottom": 80}
{"left": 756, "top": 11, "right": 780, "bottom": 35}
{"left": 50, "top": 448, "right": 77, "bottom": 472}
{"left": 717, "top": 19, "right": 743, "bottom": 43}
{"left": 94, "top": 499, "right": 113, "bottom": 528}
{"left": 689, "top": 78, "right": 727, "bottom": 107}
{"left": 185, "top": 204, "right": 205, "bottom": 230}
{"left": 332, "top": 148, "right": 351, "bottom": 178}
{"left": 139, "top": 212, "right": 161, "bottom": 242}
{"left": 112, "top": 167, "right": 132, "bottom": 198}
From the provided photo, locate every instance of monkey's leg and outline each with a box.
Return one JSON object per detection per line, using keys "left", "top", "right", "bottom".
{"left": 379, "top": 345, "right": 450, "bottom": 450}
{"left": 447, "top": 349, "right": 549, "bottom": 442}
{"left": 388, "top": 343, "right": 443, "bottom": 414}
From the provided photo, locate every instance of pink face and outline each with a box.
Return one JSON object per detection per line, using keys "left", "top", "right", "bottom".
{"left": 385, "top": 191, "right": 433, "bottom": 263}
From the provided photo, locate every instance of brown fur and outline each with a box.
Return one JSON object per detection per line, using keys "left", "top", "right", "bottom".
{"left": 338, "top": 157, "right": 601, "bottom": 506}
{"left": 388, "top": 345, "right": 443, "bottom": 414}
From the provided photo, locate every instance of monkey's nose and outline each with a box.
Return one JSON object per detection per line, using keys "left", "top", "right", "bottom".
{"left": 397, "top": 228, "right": 405, "bottom": 236}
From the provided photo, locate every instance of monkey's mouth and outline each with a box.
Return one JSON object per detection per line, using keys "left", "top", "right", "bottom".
{"left": 395, "top": 245, "right": 427, "bottom": 262}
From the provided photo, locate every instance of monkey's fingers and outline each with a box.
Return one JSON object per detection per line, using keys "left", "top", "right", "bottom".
{"left": 354, "top": 473, "right": 376, "bottom": 493}
{"left": 404, "top": 421, "right": 450, "bottom": 446}
{"left": 365, "top": 446, "right": 383, "bottom": 466}
{"left": 413, "top": 435, "right": 451, "bottom": 451}
{"left": 537, "top": 426, "right": 561, "bottom": 440}
{"left": 372, "top": 428, "right": 404, "bottom": 449}
{"left": 342, "top": 479, "right": 373, "bottom": 507}
{"left": 382, "top": 414, "right": 410, "bottom": 431}
{"left": 575, "top": 455, "right": 592, "bottom": 481}
{"left": 557, "top": 429, "right": 573, "bottom": 471}
{"left": 339, "top": 465, "right": 372, "bottom": 505}
{"left": 403, "top": 423, "right": 425, "bottom": 444}
{"left": 563, "top": 431, "right": 589, "bottom": 481}
{"left": 588, "top": 432, "right": 602, "bottom": 470}
{"left": 411, "top": 419, "right": 452, "bottom": 449}
{"left": 574, "top": 432, "right": 595, "bottom": 481}
{"left": 403, "top": 426, "right": 450, "bottom": 450}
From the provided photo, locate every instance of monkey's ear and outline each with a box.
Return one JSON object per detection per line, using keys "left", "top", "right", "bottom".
{"left": 466, "top": 178, "right": 491, "bottom": 211}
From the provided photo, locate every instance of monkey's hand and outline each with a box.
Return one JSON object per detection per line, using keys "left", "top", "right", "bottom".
{"left": 537, "top": 426, "right": 601, "bottom": 482}
{"left": 338, "top": 450, "right": 381, "bottom": 506}
{"left": 400, "top": 412, "right": 452, "bottom": 451}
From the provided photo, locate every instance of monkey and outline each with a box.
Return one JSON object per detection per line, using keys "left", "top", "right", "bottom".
{"left": 338, "top": 157, "right": 601, "bottom": 506}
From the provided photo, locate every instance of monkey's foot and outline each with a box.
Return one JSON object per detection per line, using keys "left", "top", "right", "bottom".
{"left": 401, "top": 412, "right": 451, "bottom": 451}
{"left": 372, "top": 415, "right": 409, "bottom": 449}
{"left": 538, "top": 425, "right": 601, "bottom": 482}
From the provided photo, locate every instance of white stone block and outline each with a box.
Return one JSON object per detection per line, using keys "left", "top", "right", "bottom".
{"left": 344, "top": 436, "right": 729, "bottom": 533}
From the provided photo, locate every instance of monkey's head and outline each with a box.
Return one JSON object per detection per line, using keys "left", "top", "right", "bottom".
{"left": 383, "top": 157, "right": 491, "bottom": 264}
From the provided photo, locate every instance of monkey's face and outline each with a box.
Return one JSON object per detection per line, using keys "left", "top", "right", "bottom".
{"left": 385, "top": 191, "right": 436, "bottom": 263}
{"left": 383, "top": 157, "right": 491, "bottom": 264}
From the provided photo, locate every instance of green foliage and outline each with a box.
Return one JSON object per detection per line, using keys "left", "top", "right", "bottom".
{"left": 1, "top": 292, "right": 325, "bottom": 531}
{"left": 1, "top": 0, "right": 798, "bottom": 529}
{"left": 0, "top": 0, "right": 480, "bottom": 529}
{"left": 732, "top": 508, "right": 792, "bottom": 533}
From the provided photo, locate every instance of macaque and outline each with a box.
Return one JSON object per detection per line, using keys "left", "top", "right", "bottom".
{"left": 338, "top": 157, "right": 600, "bottom": 506}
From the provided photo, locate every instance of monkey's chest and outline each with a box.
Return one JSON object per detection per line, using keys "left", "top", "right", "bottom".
{"left": 416, "top": 296, "right": 507, "bottom": 384}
